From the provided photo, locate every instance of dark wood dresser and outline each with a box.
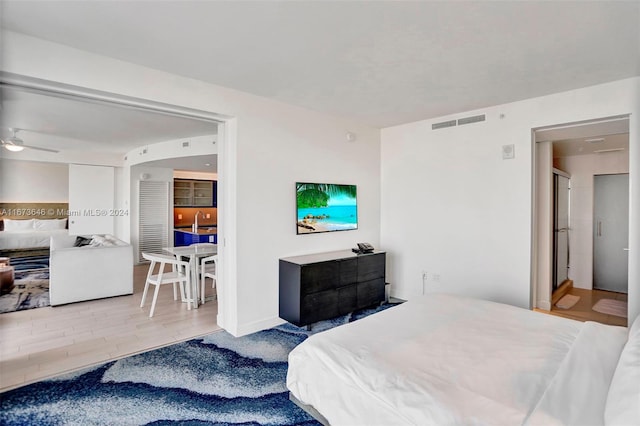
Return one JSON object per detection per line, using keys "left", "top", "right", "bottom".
{"left": 279, "top": 249, "right": 386, "bottom": 327}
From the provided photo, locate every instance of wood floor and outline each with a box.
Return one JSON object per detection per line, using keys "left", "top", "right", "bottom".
{"left": 0, "top": 264, "right": 221, "bottom": 393}
{"left": 541, "top": 287, "right": 628, "bottom": 327}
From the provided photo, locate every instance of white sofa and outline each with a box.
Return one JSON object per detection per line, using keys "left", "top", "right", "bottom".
{"left": 49, "top": 234, "right": 133, "bottom": 306}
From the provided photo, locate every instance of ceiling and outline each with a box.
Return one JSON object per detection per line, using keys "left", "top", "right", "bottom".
{"left": 0, "top": 86, "right": 218, "bottom": 155}
{"left": 553, "top": 133, "right": 629, "bottom": 158}
{"left": 1, "top": 1, "right": 639, "bottom": 130}
{"left": 535, "top": 117, "right": 629, "bottom": 158}
{"left": 142, "top": 154, "right": 218, "bottom": 173}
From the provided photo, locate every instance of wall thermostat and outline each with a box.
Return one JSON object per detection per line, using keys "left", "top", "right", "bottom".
{"left": 502, "top": 144, "right": 515, "bottom": 159}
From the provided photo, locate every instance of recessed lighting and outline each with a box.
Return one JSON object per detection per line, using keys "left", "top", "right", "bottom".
{"left": 205, "top": 163, "right": 211, "bottom": 166}
{"left": 585, "top": 138, "right": 605, "bottom": 143}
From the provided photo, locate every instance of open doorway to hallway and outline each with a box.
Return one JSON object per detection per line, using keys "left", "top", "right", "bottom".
{"left": 533, "top": 116, "right": 630, "bottom": 326}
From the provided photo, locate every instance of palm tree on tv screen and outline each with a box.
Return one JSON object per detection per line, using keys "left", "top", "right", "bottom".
{"left": 296, "top": 183, "right": 356, "bottom": 208}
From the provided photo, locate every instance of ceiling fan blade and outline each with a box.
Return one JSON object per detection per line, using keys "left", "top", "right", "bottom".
{"left": 22, "top": 144, "right": 60, "bottom": 153}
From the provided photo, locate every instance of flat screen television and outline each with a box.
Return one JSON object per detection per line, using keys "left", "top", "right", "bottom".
{"left": 296, "top": 182, "right": 358, "bottom": 234}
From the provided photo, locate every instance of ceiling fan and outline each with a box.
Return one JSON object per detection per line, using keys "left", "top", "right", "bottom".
{"left": 1, "top": 128, "right": 59, "bottom": 153}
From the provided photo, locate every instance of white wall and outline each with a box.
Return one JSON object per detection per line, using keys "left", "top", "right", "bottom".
{"left": 555, "top": 151, "right": 629, "bottom": 290}
{"left": 381, "top": 78, "right": 639, "bottom": 320}
{"left": 0, "top": 31, "right": 383, "bottom": 335}
{"left": 0, "top": 159, "right": 68, "bottom": 202}
{"left": 114, "top": 166, "right": 130, "bottom": 242}
{"left": 232, "top": 109, "right": 381, "bottom": 334}
{"left": 124, "top": 135, "right": 217, "bottom": 167}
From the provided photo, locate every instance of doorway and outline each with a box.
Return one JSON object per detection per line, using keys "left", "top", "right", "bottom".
{"left": 532, "top": 115, "right": 630, "bottom": 320}
{"left": 0, "top": 75, "right": 233, "bottom": 386}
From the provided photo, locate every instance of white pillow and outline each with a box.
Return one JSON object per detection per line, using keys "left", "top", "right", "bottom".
{"left": 89, "top": 235, "right": 107, "bottom": 247}
{"left": 104, "top": 234, "right": 128, "bottom": 246}
{"left": 604, "top": 314, "right": 640, "bottom": 425}
{"left": 103, "top": 234, "right": 118, "bottom": 242}
{"left": 33, "top": 218, "right": 67, "bottom": 231}
{"left": 3, "top": 219, "right": 35, "bottom": 231}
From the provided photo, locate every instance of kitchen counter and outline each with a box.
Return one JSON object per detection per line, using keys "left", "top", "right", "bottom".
{"left": 175, "top": 227, "right": 217, "bottom": 236}
{"left": 174, "top": 227, "right": 217, "bottom": 246}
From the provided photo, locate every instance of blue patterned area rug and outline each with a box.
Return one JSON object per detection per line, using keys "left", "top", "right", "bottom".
{"left": 0, "top": 302, "right": 400, "bottom": 425}
{"left": 0, "top": 266, "right": 50, "bottom": 314}
{"left": 9, "top": 255, "right": 49, "bottom": 272}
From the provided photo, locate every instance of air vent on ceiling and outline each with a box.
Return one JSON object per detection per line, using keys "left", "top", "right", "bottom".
{"left": 432, "top": 120, "right": 457, "bottom": 130}
{"left": 182, "top": 141, "right": 190, "bottom": 147}
{"left": 457, "top": 114, "right": 486, "bottom": 126}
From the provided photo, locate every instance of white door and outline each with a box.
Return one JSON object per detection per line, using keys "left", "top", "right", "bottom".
{"left": 68, "top": 164, "right": 115, "bottom": 235}
{"left": 593, "top": 174, "right": 629, "bottom": 293}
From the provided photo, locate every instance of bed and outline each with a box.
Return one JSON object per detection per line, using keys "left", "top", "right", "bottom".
{"left": 0, "top": 203, "right": 69, "bottom": 254}
{"left": 287, "top": 293, "right": 639, "bottom": 425}
{"left": 0, "top": 219, "right": 68, "bottom": 251}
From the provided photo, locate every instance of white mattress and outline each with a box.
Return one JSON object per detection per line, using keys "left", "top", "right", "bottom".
{"left": 0, "top": 229, "right": 68, "bottom": 250}
{"left": 287, "top": 293, "right": 628, "bottom": 426}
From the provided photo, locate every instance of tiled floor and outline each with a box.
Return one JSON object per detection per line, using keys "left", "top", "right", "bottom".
{"left": 543, "top": 287, "right": 628, "bottom": 327}
{"left": 0, "top": 264, "right": 220, "bottom": 392}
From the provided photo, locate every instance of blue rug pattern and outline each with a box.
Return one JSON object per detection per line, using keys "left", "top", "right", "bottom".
{"left": 0, "top": 269, "right": 50, "bottom": 314}
{"left": 7, "top": 255, "right": 49, "bottom": 272}
{"left": 0, "top": 302, "right": 400, "bottom": 425}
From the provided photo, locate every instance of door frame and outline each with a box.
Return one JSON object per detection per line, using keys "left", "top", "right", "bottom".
{"left": 0, "top": 71, "right": 239, "bottom": 332}
{"left": 530, "top": 114, "right": 631, "bottom": 312}
{"left": 552, "top": 169, "right": 570, "bottom": 293}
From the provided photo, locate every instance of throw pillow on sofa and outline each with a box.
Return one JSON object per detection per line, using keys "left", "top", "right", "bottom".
{"left": 74, "top": 236, "right": 93, "bottom": 247}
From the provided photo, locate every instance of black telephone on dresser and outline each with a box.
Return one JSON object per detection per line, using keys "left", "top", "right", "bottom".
{"left": 353, "top": 242, "right": 374, "bottom": 254}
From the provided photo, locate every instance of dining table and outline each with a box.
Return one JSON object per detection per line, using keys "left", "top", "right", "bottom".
{"left": 163, "top": 243, "right": 217, "bottom": 309}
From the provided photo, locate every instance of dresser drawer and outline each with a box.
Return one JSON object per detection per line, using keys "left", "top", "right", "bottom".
{"left": 301, "top": 261, "right": 338, "bottom": 294}
{"left": 357, "top": 278, "right": 385, "bottom": 308}
{"left": 302, "top": 290, "right": 339, "bottom": 324}
{"left": 357, "top": 253, "right": 385, "bottom": 282}
{"left": 338, "top": 258, "right": 357, "bottom": 286}
{"left": 337, "top": 284, "right": 357, "bottom": 315}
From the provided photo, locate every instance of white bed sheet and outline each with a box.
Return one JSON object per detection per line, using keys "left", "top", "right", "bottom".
{"left": 0, "top": 229, "right": 68, "bottom": 250}
{"left": 287, "top": 294, "right": 627, "bottom": 426}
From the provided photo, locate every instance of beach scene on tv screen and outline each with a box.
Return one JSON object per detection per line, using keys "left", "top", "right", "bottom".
{"left": 296, "top": 183, "right": 357, "bottom": 234}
